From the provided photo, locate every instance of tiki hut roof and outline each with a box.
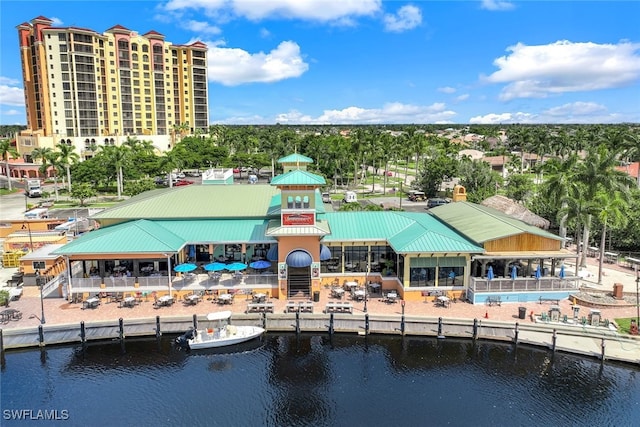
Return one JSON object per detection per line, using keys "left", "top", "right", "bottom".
{"left": 480, "top": 195, "right": 550, "bottom": 229}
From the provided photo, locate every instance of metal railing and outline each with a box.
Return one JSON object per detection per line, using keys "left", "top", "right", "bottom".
{"left": 469, "top": 276, "right": 579, "bottom": 293}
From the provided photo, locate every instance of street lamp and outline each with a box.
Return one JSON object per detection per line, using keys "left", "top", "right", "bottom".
{"left": 35, "top": 270, "right": 46, "bottom": 324}
{"left": 635, "top": 265, "right": 639, "bottom": 329}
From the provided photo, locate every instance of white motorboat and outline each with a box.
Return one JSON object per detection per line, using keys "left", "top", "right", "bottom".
{"left": 176, "top": 311, "right": 265, "bottom": 350}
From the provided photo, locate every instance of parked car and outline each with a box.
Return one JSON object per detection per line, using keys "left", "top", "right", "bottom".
{"left": 383, "top": 170, "right": 393, "bottom": 176}
{"left": 322, "top": 192, "right": 331, "bottom": 203}
{"left": 426, "top": 198, "right": 450, "bottom": 209}
{"left": 174, "top": 179, "right": 194, "bottom": 186}
{"left": 408, "top": 190, "right": 426, "bottom": 202}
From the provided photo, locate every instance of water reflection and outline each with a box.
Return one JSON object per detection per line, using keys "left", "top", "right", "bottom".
{"left": 1, "top": 334, "right": 639, "bottom": 427}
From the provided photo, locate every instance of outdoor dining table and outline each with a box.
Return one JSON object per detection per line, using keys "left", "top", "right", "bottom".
{"left": 83, "top": 297, "right": 100, "bottom": 310}
{"left": 331, "top": 288, "right": 345, "bottom": 298}
{"left": 157, "top": 295, "right": 174, "bottom": 307}
{"left": 252, "top": 293, "right": 266, "bottom": 303}
{"left": 368, "top": 283, "right": 381, "bottom": 293}
{"left": 353, "top": 289, "right": 366, "bottom": 301}
{"left": 0, "top": 308, "right": 22, "bottom": 323}
{"left": 344, "top": 281, "right": 358, "bottom": 290}
{"left": 385, "top": 291, "right": 398, "bottom": 303}
{"left": 437, "top": 295, "right": 450, "bottom": 308}
{"left": 186, "top": 294, "right": 201, "bottom": 305}
{"left": 122, "top": 296, "right": 137, "bottom": 308}
{"left": 218, "top": 294, "right": 233, "bottom": 304}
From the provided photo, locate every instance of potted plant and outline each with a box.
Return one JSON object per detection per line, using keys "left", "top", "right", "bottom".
{"left": 0, "top": 290, "right": 10, "bottom": 307}
{"left": 383, "top": 259, "right": 395, "bottom": 276}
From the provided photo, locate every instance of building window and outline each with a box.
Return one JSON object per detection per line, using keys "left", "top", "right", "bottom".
{"left": 32, "top": 261, "right": 46, "bottom": 270}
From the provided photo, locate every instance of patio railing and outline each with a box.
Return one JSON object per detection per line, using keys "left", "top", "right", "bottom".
{"left": 69, "top": 273, "right": 279, "bottom": 294}
{"left": 469, "top": 276, "right": 579, "bottom": 293}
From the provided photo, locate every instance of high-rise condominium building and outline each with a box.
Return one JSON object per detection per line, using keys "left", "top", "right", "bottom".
{"left": 16, "top": 16, "right": 208, "bottom": 155}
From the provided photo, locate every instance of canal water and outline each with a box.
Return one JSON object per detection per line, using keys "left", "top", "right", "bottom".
{"left": 2, "top": 334, "right": 639, "bottom": 426}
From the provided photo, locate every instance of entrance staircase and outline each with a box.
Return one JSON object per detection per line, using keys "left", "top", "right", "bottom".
{"left": 287, "top": 268, "right": 311, "bottom": 299}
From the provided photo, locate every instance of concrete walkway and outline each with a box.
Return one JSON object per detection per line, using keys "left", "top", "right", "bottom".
{"left": 2, "top": 261, "right": 638, "bottom": 364}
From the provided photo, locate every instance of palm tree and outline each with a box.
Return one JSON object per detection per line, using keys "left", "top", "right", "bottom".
{"left": 540, "top": 155, "right": 580, "bottom": 247}
{"left": 575, "top": 145, "right": 635, "bottom": 267}
{"left": 56, "top": 142, "right": 80, "bottom": 192}
{"left": 0, "top": 139, "right": 19, "bottom": 191}
{"left": 100, "top": 145, "right": 130, "bottom": 198}
{"left": 594, "top": 190, "right": 629, "bottom": 284}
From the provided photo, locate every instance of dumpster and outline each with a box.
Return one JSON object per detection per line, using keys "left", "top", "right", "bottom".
{"left": 313, "top": 291, "right": 320, "bottom": 302}
{"left": 518, "top": 306, "right": 526, "bottom": 320}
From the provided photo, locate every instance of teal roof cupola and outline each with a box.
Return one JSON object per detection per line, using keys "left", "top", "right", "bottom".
{"left": 278, "top": 153, "right": 313, "bottom": 173}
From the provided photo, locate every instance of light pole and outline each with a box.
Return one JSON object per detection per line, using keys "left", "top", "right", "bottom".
{"left": 35, "top": 270, "right": 46, "bottom": 324}
{"left": 164, "top": 253, "right": 173, "bottom": 297}
{"left": 636, "top": 265, "right": 640, "bottom": 327}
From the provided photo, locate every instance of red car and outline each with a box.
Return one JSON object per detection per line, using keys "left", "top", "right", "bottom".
{"left": 174, "top": 179, "right": 194, "bottom": 186}
{"left": 384, "top": 171, "right": 393, "bottom": 176}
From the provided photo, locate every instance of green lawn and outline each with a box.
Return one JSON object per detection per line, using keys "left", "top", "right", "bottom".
{"left": 615, "top": 317, "right": 639, "bottom": 334}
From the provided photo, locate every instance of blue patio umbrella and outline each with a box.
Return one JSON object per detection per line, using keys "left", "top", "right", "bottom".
{"left": 559, "top": 264, "right": 566, "bottom": 279}
{"left": 511, "top": 265, "right": 518, "bottom": 280}
{"left": 535, "top": 265, "right": 542, "bottom": 280}
{"left": 487, "top": 266, "right": 494, "bottom": 280}
{"left": 249, "top": 260, "right": 272, "bottom": 270}
{"left": 226, "top": 262, "right": 248, "bottom": 271}
{"left": 174, "top": 263, "right": 197, "bottom": 273}
{"left": 204, "top": 262, "right": 226, "bottom": 272}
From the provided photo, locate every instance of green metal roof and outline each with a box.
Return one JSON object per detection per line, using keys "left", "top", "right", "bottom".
{"left": 155, "top": 219, "right": 276, "bottom": 243}
{"left": 54, "top": 220, "right": 185, "bottom": 255}
{"left": 428, "top": 202, "right": 563, "bottom": 244}
{"left": 322, "top": 211, "right": 484, "bottom": 254}
{"left": 270, "top": 169, "right": 326, "bottom": 186}
{"left": 91, "top": 185, "right": 280, "bottom": 223}
{"left": 278, "top": 153, "right": 313, "bottom": 164}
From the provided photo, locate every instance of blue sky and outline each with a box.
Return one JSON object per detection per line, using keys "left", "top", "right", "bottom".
{"left": 1, "top": 1, "right": 639, "bottom": 125}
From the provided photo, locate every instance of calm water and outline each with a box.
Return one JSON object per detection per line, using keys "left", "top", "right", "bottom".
{"left": 2, "top": 334, "right": 639, "bottom": 427}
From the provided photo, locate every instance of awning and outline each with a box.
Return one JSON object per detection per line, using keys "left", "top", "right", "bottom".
{"left": 320, "top": 244, "right": 332, "bottom": 261}
{"left": 266, "top": 245, "right": 278, "bottom": 261}
{"left": 286, "top": 250, "right": 312, "bottom": 267}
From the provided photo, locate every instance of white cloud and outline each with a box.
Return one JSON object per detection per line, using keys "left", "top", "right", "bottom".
{"left": 50, "top": 17, "right": 64, "bottom": 26}
{"left": 164, "top": 0, "right": 381, "bottom": 23}
{"left": 484, "top": 40, "right": 640, "bottom": 100}
{"left": 184, "top": 20, "right": 222, "bottom": 34}
{"left": 469, "top": 112, "right": 536, "bottom": 124}
{"left": 206, "top": 40, "right": 309, "bottom": 85}
{"left": 0, "top": 84, "right": 25, "bottom": 106}
{"left": 259, "top": 28, "right": 271, "bottom": 38}
{"left": 480, "top": 0, "right": 515, "bottom": 11}
{"left": 455, "top": 94, "right": 470, "bottom": 102}
{"left": 543, "top": 101, "right": 607, "bottom": 117}
{"left": 274, "top": 102, "right": 456, "bottom": 124}
{"left": 383, "top": 5, "right": 422, "bottom": 33}
{"left": 2, "top": 109, "right": 21, "bottom": 116}
{"left": 468, "top": 101, "right": 630, "bottom": 124}
{"left": 438, "top": 86, "right": 456, "bottom": 94}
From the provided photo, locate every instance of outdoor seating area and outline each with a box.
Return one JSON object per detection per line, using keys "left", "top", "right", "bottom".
{"left": 245, "top": 302, "right": 275, "bottom": 314}
{"left": 82, "top": 296, "right": 100, "bottom": 310}
{"left": 285, "top": 301, "right": 314, "bottom": 313}
{"left": 382, "top": 291, "right": 398, "bottom": 304}
{"left": 325, "top": 301, "right": 354, "bottom": 314}
{"left": 183, "top": 292, "right": 202, "bottom": 306}
{"left": 154, "top": 295, "right": 175, "bottom": 308}
{"left": 0, "top": 308, "right": 22, "bottom": 323}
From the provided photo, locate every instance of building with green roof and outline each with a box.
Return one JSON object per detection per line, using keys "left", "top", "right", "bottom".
{"left": 51, "top": 154, "right": 576, "bottom": 304}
